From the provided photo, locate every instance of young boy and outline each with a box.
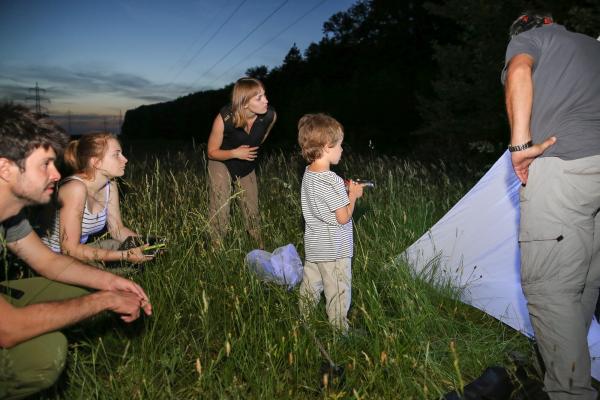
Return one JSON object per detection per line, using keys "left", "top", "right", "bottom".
{"left": 297, "top": 113, "right": 363, "bottom": 333}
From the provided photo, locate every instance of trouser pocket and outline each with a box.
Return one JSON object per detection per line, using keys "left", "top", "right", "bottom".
{"left": 519, "top": 221, "right": 565, "bottom": 291}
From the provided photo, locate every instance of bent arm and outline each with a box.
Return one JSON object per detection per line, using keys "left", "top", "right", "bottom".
{"left": 207, "top": 114, "right": 259, "bottom": 162}
{"left": 261, "top": 111, "right": 277, "bottom": 143}
{"left": 334, "top": 182, "right": 363, "bottom": 225}
{"left": 0, "top": 285, "right": 151, "bottom": 348}
{"left": 505, "top": 53, "right": 534, "bottom": 146}
{"left": 335, "top": 196, "right": 357, "bottom": 225}
{"left": 9, "top": 232, "right": 152, "bottom": 307}
{"left": 504, "top": 52, "right": 556, "bottom": 184}
{"left": 3, "top": 233, "right": 152, "bottom": 346}
{"left": 0, "top": 290, "right": 111, "bottom": 348}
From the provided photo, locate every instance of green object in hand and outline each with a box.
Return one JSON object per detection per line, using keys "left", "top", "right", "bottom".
{"left": 119, "top": 235, "right": 166, "bottom": 256}
{"left": 143, "top": 242, "right": 166, "bottom": 253}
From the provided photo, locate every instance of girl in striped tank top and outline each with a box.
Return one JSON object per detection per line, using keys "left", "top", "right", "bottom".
{"left": 42, "top": 132, "right": 153, "bottom": 266}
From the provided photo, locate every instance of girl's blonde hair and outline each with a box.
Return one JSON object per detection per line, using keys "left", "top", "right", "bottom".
{"left": 231, "top": 77, "right": 265, "bottom": 128}
{"left": 297, "top": 113, "right": 344, "bottom": 164}
{"left": 63, "top": 131, "right": 117, "bottom": 179}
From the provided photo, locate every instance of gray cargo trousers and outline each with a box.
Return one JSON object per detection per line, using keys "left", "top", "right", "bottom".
{"left": 519, "top": 155, "right": 600, "bottom": 400}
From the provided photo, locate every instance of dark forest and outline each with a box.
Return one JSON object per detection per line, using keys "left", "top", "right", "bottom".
{"left": 121, "top": 0, "right": 599, "bottom": 163}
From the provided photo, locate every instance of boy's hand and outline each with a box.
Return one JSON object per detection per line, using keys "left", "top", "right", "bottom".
{"left": 348, "top": 180, "right": 364, "bottom": 199}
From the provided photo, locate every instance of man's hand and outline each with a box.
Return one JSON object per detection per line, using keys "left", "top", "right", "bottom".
{"left": 511, "top": 136, "right": 556, "bottom": 184}
{"left": 105, "top": 276, "right": 152, "bottom": 316}
{"left": 103, "top": 290, "right": 150, "bottom": 323}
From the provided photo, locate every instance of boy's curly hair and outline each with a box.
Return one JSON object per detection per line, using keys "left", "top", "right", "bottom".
{"left": 297, "top": 113, "right": 344, "bottom": 164}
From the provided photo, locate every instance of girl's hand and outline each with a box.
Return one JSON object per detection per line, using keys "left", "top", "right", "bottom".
{"left": 122, "top": 245, "right": 154, "bottom": 263}
{"left": 233, "top": 145, "right": 259, "bottom": 161}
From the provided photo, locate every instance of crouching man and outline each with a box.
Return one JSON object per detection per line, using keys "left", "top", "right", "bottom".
{"left": 0, "top": 103, "right": 152, "bottom": 399}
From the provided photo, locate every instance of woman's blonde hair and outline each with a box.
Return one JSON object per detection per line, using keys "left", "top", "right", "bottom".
{"left": 231, "top": 77, "right": 265, "bottom": 128}
{"left": 297, "top": 113, "right": 344, "bottom": 164}
{"left": 63, "top": 131, "right": 117, "bottom": 179}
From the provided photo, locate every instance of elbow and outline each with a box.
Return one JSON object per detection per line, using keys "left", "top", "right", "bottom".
{"left": 207, "top": 149, "right": 216, "bottom": 160}
{"left": 59, "top": 243, "right": 91, "bottom": 265}
{"left": 335, "top": 207, "right": 352, "bottom": 225}
{"left": 0, "top": 334, "right": 19, "bottom": 349}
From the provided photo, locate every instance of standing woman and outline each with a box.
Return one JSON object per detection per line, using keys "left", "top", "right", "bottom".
{"left": 207, "top": 77, "right": 276, "bottom": 247}
{"left": 42, "top": 132, "right": 151, "bottom": 265}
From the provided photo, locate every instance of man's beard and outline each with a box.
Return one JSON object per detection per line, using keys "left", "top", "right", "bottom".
{"left": 14, "top": 179, "right": 54, "bottom": 206}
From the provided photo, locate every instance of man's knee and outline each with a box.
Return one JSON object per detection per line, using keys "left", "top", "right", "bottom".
{"left": 30, "top": 333, "right": 68, "bottom": 390}
{"left": 1, "top": 332, "right": 68, "bottom": 399}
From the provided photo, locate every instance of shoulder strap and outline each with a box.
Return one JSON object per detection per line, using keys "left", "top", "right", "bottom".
{"left": 103, "top": 181, "right": 111, "bottom": 203}
{"left": 59, "top": 175, "right": 84, "bottom": 187}
{"left": 220, "top": 105, "right": 234, "bottom": 127}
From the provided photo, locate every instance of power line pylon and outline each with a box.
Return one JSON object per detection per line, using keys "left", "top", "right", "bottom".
{"left": 26, "top": 82, "right": 50, "bottom": 116}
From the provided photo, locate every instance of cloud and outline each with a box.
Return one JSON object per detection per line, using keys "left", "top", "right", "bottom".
{"left": 0, "top": 62, "right": 208, "bottom": 135}
{"left": 0, "top": 63, "right": 187, "bottom": 108}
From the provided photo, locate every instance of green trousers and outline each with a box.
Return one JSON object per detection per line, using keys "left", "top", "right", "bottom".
{"left": 0, "top": 277, "right": 88, "bottom": 400}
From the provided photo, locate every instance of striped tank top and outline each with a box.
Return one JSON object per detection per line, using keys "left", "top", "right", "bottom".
{"left": 42, "top": 176, "right": 110, "bottom": 253}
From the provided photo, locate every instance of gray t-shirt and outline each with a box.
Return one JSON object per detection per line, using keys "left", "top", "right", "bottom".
{"left": 502, "top": 24, "right": 600, "bottom": 160}
{"left": 1, "top": 212, "right": 33, "bottom": 250}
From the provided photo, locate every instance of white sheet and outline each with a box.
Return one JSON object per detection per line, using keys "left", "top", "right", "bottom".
{"left": 402, "top": 150, "right": 600, "bottom": 378}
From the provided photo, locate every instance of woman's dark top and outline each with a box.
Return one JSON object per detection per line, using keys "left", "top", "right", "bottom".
{"left": 218, "top": 104, "right": 276, "bottom": 179}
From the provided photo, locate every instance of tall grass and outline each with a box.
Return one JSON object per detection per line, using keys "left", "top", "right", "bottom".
{"left": 37, "top": 146, "right": 531, "bottom": 399}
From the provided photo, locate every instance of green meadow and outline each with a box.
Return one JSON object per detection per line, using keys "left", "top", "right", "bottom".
{"left": 36, "top": 144, "right": 537, "bottom": 399}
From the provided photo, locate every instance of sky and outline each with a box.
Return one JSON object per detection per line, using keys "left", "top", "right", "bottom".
{"left": 0, "top": 0, "right": 356, "bottom": 134}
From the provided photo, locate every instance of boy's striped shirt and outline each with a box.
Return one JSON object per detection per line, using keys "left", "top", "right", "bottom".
{"left": 301, "top": 169, "right": 353, "bottom": 262}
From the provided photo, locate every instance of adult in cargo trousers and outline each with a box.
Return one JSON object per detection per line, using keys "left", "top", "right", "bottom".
{"left": 0, "top": 103, "right": 152, "bottom": 399}
{"left": 502, "top": 11, "right": 600, "bottom": 399}
{"left": 206, "top": 77, "right": 276, "bottom": 248}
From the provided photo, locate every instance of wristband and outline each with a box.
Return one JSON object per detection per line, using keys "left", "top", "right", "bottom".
{"left": 508, "top": 140, "right": 532, "bottom": 152}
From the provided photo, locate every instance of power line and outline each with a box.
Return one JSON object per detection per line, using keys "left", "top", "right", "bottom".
{"left": 214, "top": 0, "right": 329, "bottom": 83}
{"left": 164, "top": 0, "right": 230, "bottom": 76}
{"left": 187, "top": 0, "right": 290, "bottom": 91}
{"left": 168, "top": 0, "right": 248, "bottom": 86}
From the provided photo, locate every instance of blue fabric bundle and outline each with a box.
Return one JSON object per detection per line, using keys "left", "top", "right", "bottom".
{"left": 245, "top": 244, "right": 303, "bottom": 289}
